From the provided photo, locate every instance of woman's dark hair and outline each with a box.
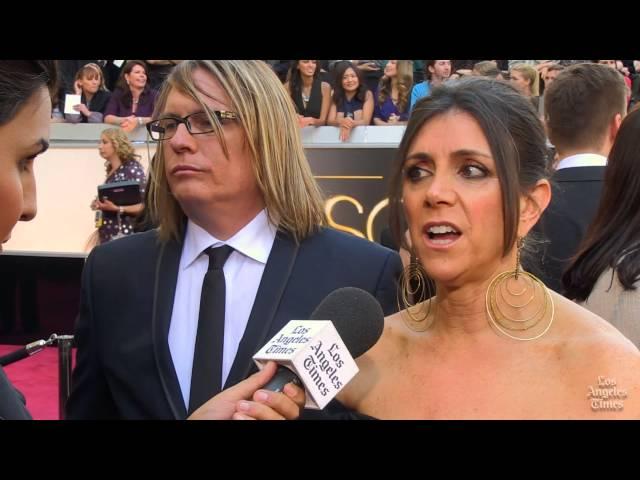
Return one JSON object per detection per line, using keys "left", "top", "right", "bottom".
{"left": 116, "top": 60, "right": 152, "bottom": 108}
{"left": 389, "top": 77, "right": 551, "bottom": 257}
{"left": 0, "top": 60, "right": 58, "bottom": 125}
{"left": 287, "top": 60, "right": 319, "bottom": 106}
{"left": 331, "top": 61, "right": 368, "bottom": 108}
{"left": 563, "top": 108, "right": 640, "bottom": 300}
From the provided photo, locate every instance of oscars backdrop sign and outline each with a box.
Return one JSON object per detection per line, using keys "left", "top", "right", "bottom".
{"left": 253, "top": 320, "right": 359, "bottom": 409}
{"left": 306, "top": 146, "right": 397, "bottom": 243}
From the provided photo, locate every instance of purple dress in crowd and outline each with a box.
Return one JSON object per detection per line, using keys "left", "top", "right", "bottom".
{"left": 98, "top": 160, "right": 146, "bottom": 244}
{"left": 103, "top": 87, "right": 158, "bottom": 118}
{"left": 373, "top": 88, "right": 410, "bottom": 122}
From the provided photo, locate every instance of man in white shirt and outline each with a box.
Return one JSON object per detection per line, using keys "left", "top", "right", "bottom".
{"left": 67, "top": 61, "right": 402, "bottom": 420}
{"left": 532, "top": 63, "right": 628, "bottom": 293}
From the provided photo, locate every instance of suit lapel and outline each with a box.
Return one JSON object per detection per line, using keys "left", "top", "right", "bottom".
{"left": 224, "top": 231, "right": 299, "bottom": 388}
{"left": 151, "top": 235, "right": 187, "bottom": 419}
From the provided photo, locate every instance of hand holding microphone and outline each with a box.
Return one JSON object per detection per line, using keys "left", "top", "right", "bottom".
{"left": 253, "top": 287, "right": 385, "bottom": 410}
{"left": 188, "top": 287, "right": 384, "bottom": 419}
{"left": 188, "top": 360, "right": 305, "bottom": 420}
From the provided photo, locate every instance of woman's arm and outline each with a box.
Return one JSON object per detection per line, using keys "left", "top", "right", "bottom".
{"left": 326, "top": 101, "right": 339, "bottom": 126}
{"left": 103, "top": 91, "right": 122, "bottom": 125}
{"left": 353, "top": 91, "right": 374, "bottom": 126}
{"left": 65, "top": 113, "right": 82, "bottom": 124}
{"left": 86, "top": 111, "right": 104, "bottom": 123}
{"left": 103, "top": 115, "right": 123, "bottom": 125}
{"left": 66, "top": 103, "right": 105, "bottom": 124}
{"left": 372, "top": 93, "right": 388, "bottom": 125}
{"left": 95, "top": 199, "right": 144, "bottom": 215}
{"left": 311, "top": 81, "right": 331, "bottom": 126}
{"left": 121, "top": 203, "right": 144, "bottom": 215}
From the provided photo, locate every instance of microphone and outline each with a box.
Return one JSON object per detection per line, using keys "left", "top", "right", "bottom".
{"left": 253, "top": 287, "right": 385, "bottom": 409}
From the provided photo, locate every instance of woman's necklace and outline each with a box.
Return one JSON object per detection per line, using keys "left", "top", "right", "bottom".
{"left": 301, "top": 89, "right": 310, "bottom": 106}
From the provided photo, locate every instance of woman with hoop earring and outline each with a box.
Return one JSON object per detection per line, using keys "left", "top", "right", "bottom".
{"left": 334, "top": 77, "right": 640, "bottom": 419}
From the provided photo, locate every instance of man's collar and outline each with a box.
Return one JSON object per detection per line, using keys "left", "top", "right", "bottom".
{"left": 556, "top": 153, "right": 607, "bottom": 171}
{"left": 181, "top": 210, "right": 276, "bottom": 269}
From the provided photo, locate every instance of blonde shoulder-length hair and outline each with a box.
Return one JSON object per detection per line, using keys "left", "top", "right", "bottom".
{"left": 148, "top": 60, "right": 326, "bottom": 244}
{"left": 101, "top": 127, "right": 140, "bottom": 175}
{"left": 510, "top": 63, "right": 540, "bottom": 97}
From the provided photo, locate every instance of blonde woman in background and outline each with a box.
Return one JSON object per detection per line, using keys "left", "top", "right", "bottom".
{"left": 373, "top": 60, "right": 413, "bottom": 125}
{"left": 509, "top": 62, "right": 541, "bottom": 111}
{"left": 64, "top": 63, "right": 112, "bottom": 124}
{"left": 91, "top": 128, "right": 145, "bottom": 244}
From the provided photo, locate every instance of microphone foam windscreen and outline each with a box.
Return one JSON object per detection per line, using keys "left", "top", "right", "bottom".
{"left": 310, "top": 287, "right": 385, "bottom": 358}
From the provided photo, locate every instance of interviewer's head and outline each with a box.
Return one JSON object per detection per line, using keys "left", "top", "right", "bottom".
{"left": 0, "top": 60, "right": 56, "bottom": 252}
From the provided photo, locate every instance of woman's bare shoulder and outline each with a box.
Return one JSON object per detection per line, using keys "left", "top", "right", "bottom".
{"left": 552, "top": 292, "right": 640, "bottom": 418}
{"left": 553, "top": 291, "right": 638, "bottom": 345}
{"left": 337, "top": 309, "right": 413, "bottom": 409}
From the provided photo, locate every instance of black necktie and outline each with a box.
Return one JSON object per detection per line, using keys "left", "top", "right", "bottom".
{"left": 188, "top": 244, "right": 234, "bottom": 415}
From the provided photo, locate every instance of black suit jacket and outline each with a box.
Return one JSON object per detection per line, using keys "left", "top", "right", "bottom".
{"left": 0, "top": 367, "right": 31, "bottom": 420}
{"left": 531, "top": 166, "right": 605, "bottom": 293}
{"left": 66, "top": 227, "right": 402, "bottom": 419}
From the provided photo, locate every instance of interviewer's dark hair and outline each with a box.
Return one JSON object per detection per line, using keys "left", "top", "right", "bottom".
{"left": 563, "top": 109, "right": 640, "bottom": 300}
{"left": 0, "top": 60, "right": 57, "bottom": 125}
{"left": 389, "top": 77, "right": 551, "bottom": 257}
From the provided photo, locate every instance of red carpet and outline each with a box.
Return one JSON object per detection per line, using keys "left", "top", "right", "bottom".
{"left": 1, "top": 344, "right": 76, "bottom": 420}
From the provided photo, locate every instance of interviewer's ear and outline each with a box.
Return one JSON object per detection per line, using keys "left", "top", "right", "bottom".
{"left": 518, "top": 179, "right": 551, "bottom": 237}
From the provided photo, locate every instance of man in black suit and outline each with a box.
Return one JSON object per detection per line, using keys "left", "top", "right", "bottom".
{"left": 0, "top": 60, "right": 301, "bottom": 422}
{"left": 532, "top": 63, "right": 628, "bottom": 293}
{"left": 66, "top": 61, "right": 402, "bottom": 420}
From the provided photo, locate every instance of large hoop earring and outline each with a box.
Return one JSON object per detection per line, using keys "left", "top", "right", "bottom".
{"left": 485, "top": 237, "right": 554, "bottom": 341}
{"left": 398, "top": 255, "right": 434, "bottom": 332}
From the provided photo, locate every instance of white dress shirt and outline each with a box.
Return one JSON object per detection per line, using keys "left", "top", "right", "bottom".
{"left": 555, "top": 153, "right": 607, "bottom": 171}
{"left": 168, "top": 210, "right": 277, "bottom": 408}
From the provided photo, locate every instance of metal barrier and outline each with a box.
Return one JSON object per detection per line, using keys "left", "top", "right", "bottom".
{"left": 0, "top": 333, "right": 75, "bottom": 419}
{"left": 56, "top": 335, "right": 74, "bottom": 420}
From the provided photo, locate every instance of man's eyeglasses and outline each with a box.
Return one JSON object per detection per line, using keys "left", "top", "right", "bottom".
{"left": 146, "top": 110, "right": 238, "bottom": 141}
